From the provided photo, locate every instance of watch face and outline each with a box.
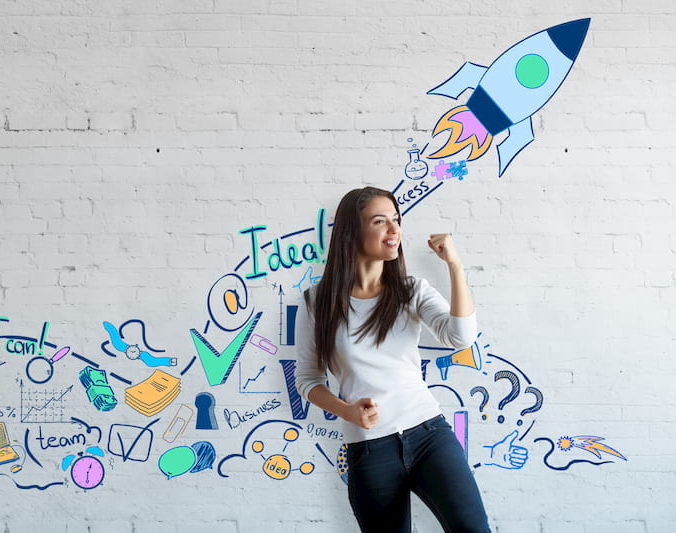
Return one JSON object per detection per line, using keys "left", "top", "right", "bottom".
{"left": 125, "top": 344, "right": 141, "bottom": 360}
{"left": 70, "top": 456, "right": 105, "bottom": 490}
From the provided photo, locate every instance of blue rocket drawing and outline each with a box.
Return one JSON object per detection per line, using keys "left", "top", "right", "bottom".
{"left": 427, "top": 18, "right": 591, "bottom": 176}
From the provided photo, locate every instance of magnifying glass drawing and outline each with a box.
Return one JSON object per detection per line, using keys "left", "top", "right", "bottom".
{"left": 25, "top": 346, "right": 70, "bottom": 384}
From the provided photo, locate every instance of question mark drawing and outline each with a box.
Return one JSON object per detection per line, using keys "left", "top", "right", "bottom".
{"left": 494, "top": 370, "right": 520, "bottom": 424}
{"left": 470, "top": 386, "right": 489, "bottom": 420}
{"left": 519, "top": 386, "right": 544, "bottom": 425}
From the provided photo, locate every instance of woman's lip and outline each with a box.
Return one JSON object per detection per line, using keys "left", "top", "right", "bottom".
{"left": 384, "top": 240, "right": 399, "bottom": 248}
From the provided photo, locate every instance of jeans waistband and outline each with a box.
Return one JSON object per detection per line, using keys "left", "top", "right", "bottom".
{"left": 350, "top": 414, "right": 444, "bottom": 447}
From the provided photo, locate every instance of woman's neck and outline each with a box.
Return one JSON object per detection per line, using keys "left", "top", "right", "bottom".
{"left": 352, "top": 258, "right": 384, "bottom": 296}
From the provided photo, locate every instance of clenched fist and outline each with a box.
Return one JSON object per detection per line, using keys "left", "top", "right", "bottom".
{"left": 344, "top": 398, "right": 379, "bottom": 430}
{"left": 428, "top": 233, "right": 463, "bottom": 267}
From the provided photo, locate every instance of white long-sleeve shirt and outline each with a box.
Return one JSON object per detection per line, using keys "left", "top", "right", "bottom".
{"left": 295, "top": 275, "right": 478, "bottom": 444}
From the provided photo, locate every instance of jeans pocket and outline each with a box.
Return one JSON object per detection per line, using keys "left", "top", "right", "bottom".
{"left": 346, "top": 441, "right": 370, "bottom": 468}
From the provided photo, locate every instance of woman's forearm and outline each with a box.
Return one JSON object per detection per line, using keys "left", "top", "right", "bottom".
{"left": 448, "top": 261, "right": 475, "bottom": 317}
{"left": 307, "top": 384, "right": 350, "bottom": 420}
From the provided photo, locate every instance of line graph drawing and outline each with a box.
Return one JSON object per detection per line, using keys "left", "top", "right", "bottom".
{"left": 242, "top": 366, "right": 266, "bottom": 390}
{"left": 238, "top": 362, "right": 280, "bottom": 394}
{"left": 19, "top": 380, "right": 73, "bottom": 424}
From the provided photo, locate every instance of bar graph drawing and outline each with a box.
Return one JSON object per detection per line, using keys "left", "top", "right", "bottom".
{"left": 277, "top": 285, "right": 299, "bottom": 346}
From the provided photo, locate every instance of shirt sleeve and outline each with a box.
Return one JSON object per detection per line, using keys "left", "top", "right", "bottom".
{"left": 294, "top": 294, "right": 329, "bottom": 403}
{"left": 415, "top": 276, "right": 478, "bottom": 349}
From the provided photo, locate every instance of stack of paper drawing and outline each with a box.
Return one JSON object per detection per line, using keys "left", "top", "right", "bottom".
{"left": 124, "top": 370, "right": 181, "bottom": 416}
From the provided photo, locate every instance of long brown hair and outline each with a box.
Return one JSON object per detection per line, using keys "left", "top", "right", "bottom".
{"left": 304, "top": 186, "right": 414, "bottom": 374}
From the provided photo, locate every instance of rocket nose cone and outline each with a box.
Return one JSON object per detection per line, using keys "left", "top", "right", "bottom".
{"left": 547, "top": 18, "right": 591, "bottom": 62}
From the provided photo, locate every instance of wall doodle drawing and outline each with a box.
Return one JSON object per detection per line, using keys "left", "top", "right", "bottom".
{"left": 102, "top": 320, "right": 177, "bottom": 368}
{"left": 427, "top": 18, "right": 591, "bottom": 176}
{"left": 190, "top": 312, "right": 262, "bottom": 386}
{"left": 106, "top": 419, "right": 159, "bottom": 462}
{"left": 24, "top": 346, "right": 69, "bottom": 385}
{"left": 1, "top": 194, "right": 626, "bottom": 498}
{"left": 19, "top": 380, "right": 72, "bottom": 424}
{"left": 0, "top": 16, "right": 635, "bottom": 530}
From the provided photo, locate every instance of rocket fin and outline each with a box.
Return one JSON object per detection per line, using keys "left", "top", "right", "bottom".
{"left": 427, "top": 62, "right": 488, "bottom": 99}
{"left": 497, "top": 117, "right": 534, "bottom": 177}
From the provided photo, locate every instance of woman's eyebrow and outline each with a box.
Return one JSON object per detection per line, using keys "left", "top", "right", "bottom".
{"left": 368, "top": 213, "right": 400, "bottom": 220}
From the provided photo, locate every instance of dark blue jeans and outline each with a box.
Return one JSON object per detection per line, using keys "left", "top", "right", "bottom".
{"left": 347, "top": 414, "right": 490, "bottom": 533}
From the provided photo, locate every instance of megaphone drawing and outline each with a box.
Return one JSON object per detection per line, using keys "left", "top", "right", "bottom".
{"left": 435, "top": 343, "right": 482, "bottom": 380}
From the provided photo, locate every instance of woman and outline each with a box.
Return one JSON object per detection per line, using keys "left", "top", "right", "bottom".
{"left": 296, "top": 186, "right": 490, "bottom": 533}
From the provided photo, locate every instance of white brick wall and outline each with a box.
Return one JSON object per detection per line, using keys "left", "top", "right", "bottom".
{"left": 1, "top": 1, "right": 675, "bottom": 531}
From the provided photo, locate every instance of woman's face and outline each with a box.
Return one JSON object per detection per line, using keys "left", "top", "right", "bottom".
{"left": 357, "top": 196, "right": 401, "bottom": 262}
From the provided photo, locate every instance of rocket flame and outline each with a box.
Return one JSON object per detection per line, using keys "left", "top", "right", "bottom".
{"left": 428, "top": 105, "right": 493, "bottom": 160}
{"left": 563, "top": 435, "right": 627, "bottom": 461}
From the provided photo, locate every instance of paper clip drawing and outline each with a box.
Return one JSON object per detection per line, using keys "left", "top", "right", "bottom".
{"left": 163, "top": 404, "right": 194, "bottom": 443}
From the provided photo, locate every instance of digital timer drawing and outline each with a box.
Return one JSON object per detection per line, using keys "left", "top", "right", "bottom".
{"left": 61, "top": 446, "right": 106, "bottom": 490}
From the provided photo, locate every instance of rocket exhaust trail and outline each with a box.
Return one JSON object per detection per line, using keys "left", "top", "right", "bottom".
{"left": 429, "top": 105, "right": 493, "bottom": 160}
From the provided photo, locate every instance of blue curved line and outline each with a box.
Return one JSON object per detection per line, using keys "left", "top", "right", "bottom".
{"left": 486, "top": 353, "right": 531, "bottom": 384}
{"left": 0, "top": 474, "right": 64, "bottom": 491}
{"left": 217, "top": 419, "right": 304, "bottom": 478}
{"left": 0, "top": 335, "right": 38, "bottom": 342}
{"left": 427, "top": 384, "right": 464, "bottom": 407}
{"left": 23, "top": 428, "right": 42, "bottom": 468}
{"left": 70, "top": 417, "right": 102, "bottom": 444}
{"left": 119, "top": 319, "right": 165, "bottom": 353}
{"left": 418, "top": 345, "right": 453, "bottom": 351}
{"left": 234, "top": 256, "right": 248, "bottom": 272}
{"left": 180, "top": 356, "right": 196, "bottom": 376}
{"left": 100, "top": 341, "right": 118, "bottom": 358}
{"left": 534, "top": 437, "right": 612, "bottom": 471}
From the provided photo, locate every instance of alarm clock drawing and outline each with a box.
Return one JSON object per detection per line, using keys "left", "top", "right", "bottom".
{"left": 70, "top": 455, "right": 105, "bottom": 489}
{"left": 62, "top": 446, "right": 106, "bottom": 490}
